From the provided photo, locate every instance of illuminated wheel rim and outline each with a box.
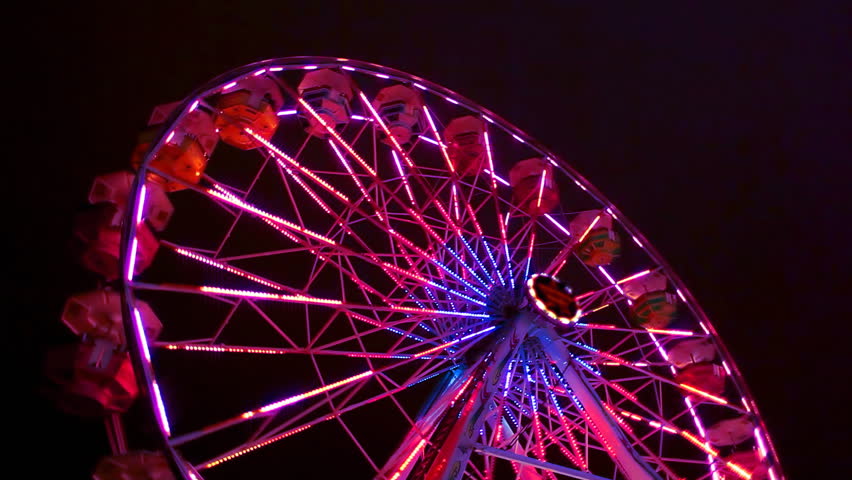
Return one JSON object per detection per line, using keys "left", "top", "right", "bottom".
{"left": 121, "top": 57, "right": 784, "bottom": 480}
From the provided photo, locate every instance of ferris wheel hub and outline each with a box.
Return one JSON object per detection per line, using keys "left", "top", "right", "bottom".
{"left": 484, "top": 285, "right": 524, "bottom": 320}
{"left": 526, "top": 273, "right": 582, "bottom": 326}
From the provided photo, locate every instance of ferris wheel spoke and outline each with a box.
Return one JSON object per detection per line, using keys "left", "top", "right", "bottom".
{"left": 162, "top": 241, "right": 294, "bottom": 292}
{"left": 200, "top": 180, "right": 340, "bottom": 247}
{"left": 374, "top": 195, "right": 496, "bottom": 300}
{"left": 526, "top": 362, "right": 560, "bottom": 480}
{"left": 194, "top": 377, "right": 370, "bottom": 469}
{"left": 272, "top": 154, "right": 338, "bottom": 224}
{"left": 306, "top": 342, "right": 386, "bottom": 475}
{"left": 178, "top": 322, "right": 497, "bottom": 449}
{"left": 155, "top": 342, "right": 452, "bottom": 360}
{"left": 574, "top": 268, "right": 656, "bottom": 306}
{"left": 252, "top": 358, "right": 452, "bottom": 448}
{"left": 480, "top": 129, "right": 518, "bottom": 286}
{"left": 574, "top": 322, "right": 699, "bottom": 339}
{"left": 336, "top": 254, "right": 447, "bottom": 335}
{"left": 256, "top": 119, "right": 422, "bottom": 266}
{"left": 248, "top": 130, "right": 352, "bottom": 204}
{"left": 503, "top": 220, "right": 536, "bottom": 284}
{"left": 308, "top": 317, "right": 495, "bottom": 360}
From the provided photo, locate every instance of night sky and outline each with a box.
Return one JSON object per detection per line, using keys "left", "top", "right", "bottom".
{"left": 15, "top": 2, "right": 849, "bottom": 478}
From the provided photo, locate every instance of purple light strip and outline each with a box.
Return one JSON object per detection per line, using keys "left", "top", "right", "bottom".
{"left": 152, "top": 380, "right": 171, "bottom": 436}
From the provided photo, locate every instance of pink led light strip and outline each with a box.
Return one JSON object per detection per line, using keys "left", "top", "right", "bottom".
{"left": 161, "top": 343, "right": 448, "bottom": 360}
{"left": 408, "top": 326, "right": 496, "bottom": 359}
{"left": 275, "top": 160, "right": 333, "bottom": 215}
{"left": 421, "top": 105, "right": 454, "bottom": 173}
{"left": 207, "top": 188, "right": 337, "bottom": 245}
{"left": 203, "top": 423, "right": 313, "bottom": 468}
{"left": 195, "top": 285, "right": 489, "bottom": 318}
{"left": 135, "top": 184, "right": 147, "bottom": 225}
{"left": 428, "top": 122, "right": 487, "bottom": 236}
{"left": 171, "top": 246, "right": 286, "bottom": 291}
{"left": 385, "top": 229, "right": 488, "bottom": 297}
{"left": 199, "top": 286, "right": 341, "bottom": 305}
{"left": 391, "top": 150, "right": 416, "bottom": 204}
{"left": 327, "top": 140, "right": 384, "bottom": 222}
{"left": 575, "top": 322, "right": 694, "bottom": 337}
{"left": 389, "top": 439, "right": 427, "bottom": 480}
{"left": 185, "top": 325, "right": 496, "bottom": 449}
{"left": 198, "top": 366, "right": 445, "bottom": 470}
{"left": 298, "top": 98, "right": 377, "bottom": 176}
{"left": 135, "top": 306, "right": 170, "bottom": 437}
{"left": 536, "top": 169, "right": 547, "bottom": 209}
{"left": 164, "top": 344, "right": 291, "bottom": 355}
{"left": 483, "top": 130, "right": 515, "bottom": 287}
{"left": 244, "top": 128, "right": 350, "bottom": 203}
{"left": 575, "top": 269, "right": 653, "bottom": 301}
{"left": 679, "top": 383, "right": 729, "bottom": 405}
{"left": 245, "top": 370, "right": 375, "bottom": 416}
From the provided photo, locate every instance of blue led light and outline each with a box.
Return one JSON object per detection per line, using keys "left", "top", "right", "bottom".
{"left": 429, "top": 257, "right": 488, "bottom": 298}
{"left": 503, "top": 405, "right": 520, "bottom": 428}
{"left": 444, "top": 242, "right": 489, "bottom": 287}
{"left": 504, "top": 242, "right": 515, "bottom": 289}
{"left": 538, "top": 367, "right": 566, "bottom": 412}
{"left": 575, "top": 342, "right": 599, "bottom": 353}
{"left": 481, "top": 238, "right": 506, "bottom": 286}
{"left": 571, "top": 355, "right": 601, "bottom": 376}
{"left": 387, "top": 327, "right": 428, "bottom": 342}
{"left": 459, "top": 236, "right": 494, "bottom": 288}
{"left": 405, "top": 370, "right": 447, "bottom": 388}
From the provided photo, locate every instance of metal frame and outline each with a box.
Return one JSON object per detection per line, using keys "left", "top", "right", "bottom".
{"left": 117, "top": 57, "right": 784, "bottom": 480}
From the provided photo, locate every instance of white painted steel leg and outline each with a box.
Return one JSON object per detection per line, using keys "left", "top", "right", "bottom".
{"left": 381, "top": 313, "right": 535, "bottom": 480}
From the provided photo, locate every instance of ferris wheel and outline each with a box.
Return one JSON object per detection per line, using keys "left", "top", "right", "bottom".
{"left": 53, "top": 57, "right": 784, "bottom": 480}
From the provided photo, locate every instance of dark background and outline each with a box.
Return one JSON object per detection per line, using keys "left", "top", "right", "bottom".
{"left": 14, "top": 1, "right": 849, "bottom": 478}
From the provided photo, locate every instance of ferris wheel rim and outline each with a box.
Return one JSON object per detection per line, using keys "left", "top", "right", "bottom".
{"left": 115, "top": 56, "right": 783, "bottom": 480}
